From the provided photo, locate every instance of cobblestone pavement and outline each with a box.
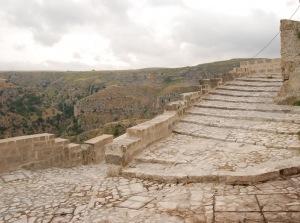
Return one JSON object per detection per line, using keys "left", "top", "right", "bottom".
{"left": 1, "top": 165, "right": 300, "bottom": 223}
{"left": 1, "top": 74, "right": 300, "bottom": 222}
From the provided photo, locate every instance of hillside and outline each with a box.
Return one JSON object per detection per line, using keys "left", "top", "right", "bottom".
{"left": 0, "top": 58, "right": 252, "bottom": 141}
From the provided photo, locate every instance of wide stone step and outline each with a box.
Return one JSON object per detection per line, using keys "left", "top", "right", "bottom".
{"left": 181, "top": 114, "right": 300, "bottom": 134}
{"left": 217, "top": 85, "right": 280, "bottom": 92}
{"left": 246, "top": 74, "right": 282, "bottom": 79}
{"left": 122, "top": 159, "right": 300, "bottom": 184}
{"left": 203, "top": 94, "right": 274, "bottom": 104}
{"left": 173, "top": 122, "right": 300, "bottom": 149}
{"left": 122, "top": 134, "right": 300, "bottom": 184}
{"left": 187, "top": 107, "right": 300, "bottom": 123}
{"left": 226, "top": 81, "right": 282, "bottom": 87}
{"left": 211, "top": 89, "right": 277, "bottom": 97}
{"left": 235, "top": 77, "right": 282, "bottom": 82}
{"left": 195, "top": 100, "right": 300, "bottom": 113}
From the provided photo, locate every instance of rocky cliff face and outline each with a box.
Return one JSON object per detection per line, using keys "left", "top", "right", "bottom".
{"left": 276, "top": 19, "right": 300, "bottom": 104}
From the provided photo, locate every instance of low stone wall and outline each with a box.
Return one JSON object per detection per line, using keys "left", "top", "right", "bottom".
{"left": 0, "top": 133, "right": 113, "bottom": 173}
{"left": 105, "top": 111, "right": 178, "bottom": 176}
{"left": 83, "top": 134, "right": 113, "bottom": 164}
{"left": 241, "top": 58, "right": 281, "bottom": 74}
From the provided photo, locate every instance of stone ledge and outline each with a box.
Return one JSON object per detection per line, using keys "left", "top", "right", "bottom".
{"left": 122, "top": 157, "right": 300, "bottom": 185}
{"left": 84, "top": 134, "right": 113, "bottom": 146}
{"left": 105, "top": 134, "right": 142, "bottom": 167}
{"left": 0, "top": 133, "right": 54, "bottom": 146}
{"left": 84, "top": 134, "right": 113, "bottom": 164}
{"left": 105, "top": 111, "right": 178, "bottom": 173}
{"left": 0, "top": 133, "right": 114, "bottom": 173}
{"left": 54, "top": 138, "right": 70, "bottom": 145}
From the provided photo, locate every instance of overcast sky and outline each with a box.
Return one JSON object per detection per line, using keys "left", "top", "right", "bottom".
{"left": 0, "top": 0, "right": 299, "bottom": 71}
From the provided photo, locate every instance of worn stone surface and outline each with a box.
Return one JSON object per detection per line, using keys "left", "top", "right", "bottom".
{"left": 0, "top": 165, "right": 300, "bottom": 222}
{"left": 123, "top": 73, "right": 300, "bottom": 185}
{"left": 276, "top": 19, "right": 300, "bottom": 104}
{"left": 1, "top": 65, "right": 300, "bottom": 222}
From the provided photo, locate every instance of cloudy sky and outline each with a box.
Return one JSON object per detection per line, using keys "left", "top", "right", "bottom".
{"left": 0, "top": 0, "right": 299, "bottom": 70}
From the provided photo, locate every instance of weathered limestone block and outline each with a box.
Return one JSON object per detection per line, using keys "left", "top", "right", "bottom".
{"left": 180, "top": 91, "right": 202, "bottom": 106}
{"left": 105, "top": 111, "right": 178, "bottom": 175}
{"left": 0, "top": 133, "right": 55, "bottom": 173}
{"left": 105, "top": 133, "right": 142, "bottom": 166}
{"left": 221, "top": 73, "right": 234, "bottom": 82}
{"left": 276, "top": 19, "right": 300, "bottom": 104}
{"left": 66, "top": 143, "right": 83, "bottom": 167}
{"left": 199, "top": 79, "right": 211, "bottom": 93}
{"left": 210, "top": 78, "right": 223, "bottom": 88}
{"left": 84, "top": 134, "right": 113, "bottom": 164}
{"left": 127, "top": 111, "right": 178, "bottom": 143}
{"left": 165, "top": 100, "right": 187, "bottom": 115}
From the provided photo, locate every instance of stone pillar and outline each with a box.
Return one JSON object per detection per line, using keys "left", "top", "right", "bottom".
{"left": 276, "top": 19, "right": 300, "bottom": 104}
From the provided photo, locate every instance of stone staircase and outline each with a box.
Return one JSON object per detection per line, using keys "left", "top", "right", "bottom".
{"left": 121, "top": 73, "right": 300, "bottom": 184}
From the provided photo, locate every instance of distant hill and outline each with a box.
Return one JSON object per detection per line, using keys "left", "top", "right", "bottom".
{"left": 0, "top": 58, "right": 253, "bottom": 141}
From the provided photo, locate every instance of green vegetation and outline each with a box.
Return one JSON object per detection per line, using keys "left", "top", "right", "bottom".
{"left": 9, "top": 94, "right": 42, "bottom": 117}
{"left": 0, "top": 58, "right": 253, "bottom": 141}
{"left": 293, "top": 100, "right": 300, "bottom": 106}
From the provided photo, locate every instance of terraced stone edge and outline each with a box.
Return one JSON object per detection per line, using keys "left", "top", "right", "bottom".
{"left": 121, "top": 161, "right": 300, "bottom": 185}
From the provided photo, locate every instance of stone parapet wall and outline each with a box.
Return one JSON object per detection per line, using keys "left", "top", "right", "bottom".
{"left": 276, "top": 19, "right": 300, "bottom": 104}
{"left": 231, "top": 59, "right": 281, "bottom": 76}
{"left": 0, "top": 133, "right": 113, "bottom": 173}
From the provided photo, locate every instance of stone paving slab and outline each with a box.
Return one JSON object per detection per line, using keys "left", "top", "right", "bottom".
{"left": 257, "top": 193, "right": 300, "bottom": 212}
{"left": 203, "top": 94, "right": 275, "bottom": 104}
{"left": 215, "top": 195, "right": 260, "bottom": 211}
{"left": 181, "top": 114, "right": 300, "bottom": 134}
{"left": 263, "top": 212, "right": 300, "bottom": 222}
{"left": 188, "top": 107, "right": 300, "bottom": 123}
{"left": 211, "top": 89, "right": 277, "bottom": 97}
{"left": 195, "top": 100, "right": 300, "bottom": 113}
{"left": 129, "top": 133, "right": 299, "bottom": 175}
{"left": 1, "top": 165, "right": 300, "bottom": 222}
{"left": 214, "top": 212, "right": 264, "bottom": 223}
{"left": 218, "top": 85, "right": 280, "bottom": 92}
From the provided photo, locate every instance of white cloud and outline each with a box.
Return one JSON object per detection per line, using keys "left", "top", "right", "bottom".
{"left": 0, "top": 0, "right": 299, "bottom": 70}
